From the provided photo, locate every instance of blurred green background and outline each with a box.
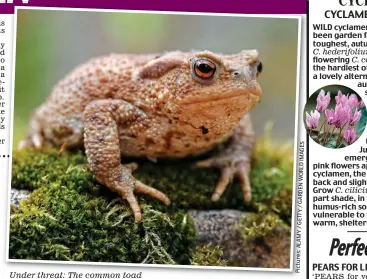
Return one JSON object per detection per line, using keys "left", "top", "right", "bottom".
{"left": 14, "top": 10, "right": 299, "bottom": 147}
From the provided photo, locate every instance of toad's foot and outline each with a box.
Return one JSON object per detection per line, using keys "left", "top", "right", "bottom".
{"left": 84, "top": 99, "right": 171, "bottom": 222}
{"left": 194, "top": 114, "right": 255, "bottom": 203}
{"left": 18, "top": 113, "right": 45, "bottom": 150}
{"left": 100, "top": 163, "right": 170, "bottom": 222}
{"left": 195, "top": 156, "right": 252, "bottom": 203}
{"left": 18, "top": 132, "right": 44, "bottom": 150}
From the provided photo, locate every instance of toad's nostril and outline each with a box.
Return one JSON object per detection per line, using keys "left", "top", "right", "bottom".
{"left": 233, "top": 71, "right": 240, "bottom": 76}
{"left": 257, "top": 61, "right": 263, "bottom": 74}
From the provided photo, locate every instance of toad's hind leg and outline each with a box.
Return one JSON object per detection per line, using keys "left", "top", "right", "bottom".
{"left": 84, "top": 99, "right": 170, "bottom": 222}
{"left": 195, "top": 113, "right": 255, "bottom": 203}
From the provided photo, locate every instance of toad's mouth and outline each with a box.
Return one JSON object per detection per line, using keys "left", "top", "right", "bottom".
{"left": 180, "top": 89, "right": 262, "bottom": 106}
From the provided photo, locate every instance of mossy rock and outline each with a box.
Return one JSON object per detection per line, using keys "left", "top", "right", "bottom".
{"left": 9, "top": 132, "right": 294, "bottom": 266}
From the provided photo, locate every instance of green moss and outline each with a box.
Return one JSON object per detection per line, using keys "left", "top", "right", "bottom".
{"left": 12, "top": 148, "right": 89, "bottom": 191}
{"left": 10, "top": 171, "right": 196, "bottom": 263}
{"left": 236, "top": 209, "right": 289, "bottom": 241}
{"left": 267, "top": 188, "right": 293, "bottom": 225}
{"left": 10, "top": 132, "right": 294, "bottom": 264}
{"left": 235, "top": 133, "right": 294, "bottom": 241}
{"left": 191, "top": 245, "right": 227, "bottom": 266}
{"left": 12, "top": 134, "right": 293, "bottom": 213}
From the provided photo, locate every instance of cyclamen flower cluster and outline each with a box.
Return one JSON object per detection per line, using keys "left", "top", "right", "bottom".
{"left": 305, "top": 90, "right": 365, "bottom": 147}
{"left": 305, "top": 110, "right": 320, "bottom": 130}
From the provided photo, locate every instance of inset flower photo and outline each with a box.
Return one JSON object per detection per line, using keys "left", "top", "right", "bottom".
{"left": 304, "top": 85, "right": 366, "bottom": 149}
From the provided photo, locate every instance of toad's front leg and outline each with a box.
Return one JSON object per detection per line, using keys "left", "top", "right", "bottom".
{"left": 84, "top": 100, "right": 170, "bottom": 222}
{"left": 195, "top": 114, "right": 255, "bottom": 203}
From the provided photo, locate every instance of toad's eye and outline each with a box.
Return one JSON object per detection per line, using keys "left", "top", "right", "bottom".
{"left": 193, "top": 59, "right": 216, "bottom": 79}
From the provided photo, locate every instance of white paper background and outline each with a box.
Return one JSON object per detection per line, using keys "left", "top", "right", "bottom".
{"left": 308, "top": 0, "right": 367, "bottom": 277}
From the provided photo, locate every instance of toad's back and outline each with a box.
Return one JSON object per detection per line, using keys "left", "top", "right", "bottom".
{"left": 28, "top": 53, "right": 161, "bottom": 147}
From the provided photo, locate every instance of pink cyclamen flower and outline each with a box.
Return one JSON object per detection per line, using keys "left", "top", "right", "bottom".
{"left": 305, "top": 110, "right": 320, "bottom": 130}
{"left": 348, "top": 94, "right": 359, "bottom": 109}
{"left": 349, "top": 109, "right": 362, "bottom": 126}
{"left": 358, "top": 100, "right": 365, "bottom": 109}
{"left": 333, "top": 104, "right": 350, "bottom": 128}
{"left": 325, "top": 109, "right": 336, "bottom": 125}
{"left": 316, "top": 89, "right": 331, "bottom": 112}
{"left": 335, "top": 91, "right": 349, "bottom": 106}
{"left": 344, "top": 127, "right": 357, "bottom": 145}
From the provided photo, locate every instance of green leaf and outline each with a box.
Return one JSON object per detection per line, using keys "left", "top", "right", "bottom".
{"left": 356, "top": 107, "right": 367, "bottom": 136}
{"left": 324, "top": 137, "right": 337, "bottom": 149}
{"left": 310, "top": 133, "right": 319, "bottom": 142}
{"left": 338, "top": 143, "right": 346, "bottom": 148}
